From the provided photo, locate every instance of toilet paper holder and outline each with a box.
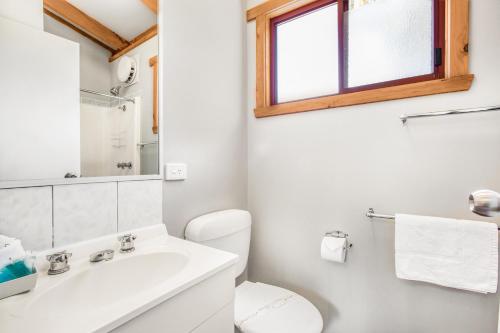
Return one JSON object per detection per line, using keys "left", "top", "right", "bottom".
{"left": 324, "top": 230, "right": 353, "bottom": 249}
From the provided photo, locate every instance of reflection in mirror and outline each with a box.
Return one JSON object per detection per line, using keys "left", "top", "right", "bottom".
{"left": 44, "top": 0, "right": 159, "bottom": 178}
{"left": 0, "top": 0, "right": 159, "bottom": 182}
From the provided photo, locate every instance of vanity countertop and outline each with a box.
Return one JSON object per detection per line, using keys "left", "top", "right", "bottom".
{"left": 0, "top": 224, "right": 238, "bottom": 333}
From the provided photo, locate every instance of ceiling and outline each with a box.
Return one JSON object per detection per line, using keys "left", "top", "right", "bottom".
{"left": 43, "top": 0, "right": 158, "bottom": 61}
{"left": 67, "top": 0, "right": 156, "bottom": 41}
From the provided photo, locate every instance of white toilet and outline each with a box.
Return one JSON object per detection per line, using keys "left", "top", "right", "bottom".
{"left": 185, "top": 209, "right": 323, "bottom": 333}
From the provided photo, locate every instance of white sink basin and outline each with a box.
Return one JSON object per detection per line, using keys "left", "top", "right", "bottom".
{"left": 27, "top": 252, "right": 188, "bottom": 330}
{"left": 0, "top": 225, "right": 238, "bottom": 333}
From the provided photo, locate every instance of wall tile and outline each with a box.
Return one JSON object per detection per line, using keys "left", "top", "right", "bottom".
{"left": 0, "top": 186, "right": 52, "bottom": 251}
{"left": 53, "top": 182, "right": 117, "bottom": 247}
{"left": 118, "top": 180, "right": 163, "bottom": 232}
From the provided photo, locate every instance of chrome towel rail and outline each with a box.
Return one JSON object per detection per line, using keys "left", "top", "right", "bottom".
{"left": 366, "top": 208, "right": 395, "bottom": 220}
{"left": 366, "top": 208, "right": 500, "bottom": 230}
{"left": 400, "top": 105, "right": 500, "bottom": 124}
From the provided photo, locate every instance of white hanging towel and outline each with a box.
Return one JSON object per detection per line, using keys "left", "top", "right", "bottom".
{"left": 395, "top": 214, "right": 498, "bottom": 294}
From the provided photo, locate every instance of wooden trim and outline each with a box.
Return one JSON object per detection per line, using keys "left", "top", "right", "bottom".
{"left": 252, "top": 0, "right": 472, "bottom": 118}
{"left": 142, "top": 0, "right": 158, "bottom": 14}
{"left": 264, "top": 17, "right": 273, "bottom": 106}
{"left": 247, "top": 0, "right": 295, "bottom": 21}
{"left": 265, "top": 0, "right": 321, "bottom": 19}
{"left": 43, "top": 0, "right": 129, "bottom": 50}
{"left": 149, "top": 55, "right": 158, "bottom": 66}
{"left": 256, "top": 15, "right": 267, "bottom": 108}
{"left": 109, "top": 25, "right": 158, "bottom": 62}
{"left": 446, "top": 0, "right": 469, "bottom": 77}
{"left": 43, "top": 9, "right": 115, "bottom": 53}
{"left": 149, "top": 55, "right": 159, "bottom": 135}
{"left": 255, "top": 75, "right": 474, "bottom": 118}
{"left": 248, "top": 0, "right": 321, "bottom": 21}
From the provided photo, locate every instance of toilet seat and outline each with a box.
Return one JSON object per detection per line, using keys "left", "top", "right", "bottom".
{"left": 235, "top": 281, "right": 323, "bottom": 333}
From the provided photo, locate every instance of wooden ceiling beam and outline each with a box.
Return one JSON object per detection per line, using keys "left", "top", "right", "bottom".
{"left": 109, "top": 25, "right": 158, "bottom": 62}
{"left": 141, "top": 0, "right": 158, "bottom": 14}
{"left": 43, "top": 9, "right": 115, "bottom": 53}
{"left": 43, "top": 0, "right": 129, "bottom": 51}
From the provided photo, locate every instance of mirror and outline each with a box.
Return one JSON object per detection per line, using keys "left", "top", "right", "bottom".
{"left": 0, "top": 0, "right": 159, "bottom": 182}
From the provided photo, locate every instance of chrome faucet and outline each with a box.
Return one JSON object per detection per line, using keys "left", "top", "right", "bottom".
{"left": 46, "top": 251, "right": 72, "bottom": 275}
{"left": 89, "top": 249, "right": 115, "bottom": 263}
{"left": 118, "top": 233, "right": 136, "bottom": 253}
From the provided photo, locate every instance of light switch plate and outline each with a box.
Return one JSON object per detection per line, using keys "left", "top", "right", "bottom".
{"left": 165, "top": 163, "right": 187, "bottom": 180}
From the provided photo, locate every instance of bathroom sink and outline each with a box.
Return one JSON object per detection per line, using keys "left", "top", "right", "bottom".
{"left": 0, "top": 225, "right": 238, "bottom": 333}
{"left": 26, "top": 252, "right": 188, "bottom": 330}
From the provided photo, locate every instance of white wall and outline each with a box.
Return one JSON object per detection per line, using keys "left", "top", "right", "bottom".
{"left": 246, "top": 1, "right": 500, "bottom": 332}
{"left": 0, "top": 17, "right": 80, "bottom": 181}
{"left": 162, "top": 0, "right": 247, "bottom": 238}
{"left": 44, "top": 14, "right": 112, "bottom": 93}
{"left": 0, "top": 0, "right": 43, "bottom": 30}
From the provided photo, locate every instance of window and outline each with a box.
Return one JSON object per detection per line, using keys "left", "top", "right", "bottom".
{"left": 248, "top": 0, "right": 473, "bottom": 117}
{"left": 344, "top": 0, "right": 442, "bottom": 89}
{"left": 272, "top": 0, "right": 339, "bottom": 103}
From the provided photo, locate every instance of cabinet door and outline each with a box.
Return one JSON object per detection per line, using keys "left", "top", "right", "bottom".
{"left": 0, "top": 17, "right": 80, "bottom": 181}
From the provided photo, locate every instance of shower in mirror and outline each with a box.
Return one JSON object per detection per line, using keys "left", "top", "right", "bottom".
{"left": 109, "top": 56, "right": 139, "bottom": 96}
{"left": 78, "top": 53, "right": 152, "bottom": 177}
{"left": 110, "top": 86, "right": 122, "bottom": 97}
{"left": 70, "top": 18, "right": 159, "bottom": 178}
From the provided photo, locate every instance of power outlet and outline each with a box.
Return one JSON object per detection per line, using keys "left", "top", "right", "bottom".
{"left": 165, "top": 163, "right": 187, "bottom": 180}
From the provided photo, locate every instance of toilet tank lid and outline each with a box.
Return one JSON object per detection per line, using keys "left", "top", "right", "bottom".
{"left": 186, "top": 209, "right": 251, "bottom": 242}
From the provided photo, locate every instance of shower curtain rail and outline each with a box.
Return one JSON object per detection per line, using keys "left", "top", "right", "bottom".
{"left": 400, "top": 105, "right": 500, "bottom": 124}
{"left": 80, "top": 89, "right": 135, "bottom": 104}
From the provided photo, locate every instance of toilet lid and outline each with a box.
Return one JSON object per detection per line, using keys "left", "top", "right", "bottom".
{"left": 235, "top": 281, "right": 323, "bottom": 333}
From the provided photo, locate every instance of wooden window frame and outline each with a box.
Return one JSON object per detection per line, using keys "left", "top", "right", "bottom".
{"left": 149, "top": 55, "right": 159, "bottom": 134}
{"left": 248, "top": 0, "right": 473, "bottom": 118}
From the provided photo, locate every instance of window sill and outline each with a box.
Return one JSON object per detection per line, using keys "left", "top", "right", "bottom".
{"left": 254, "top": 74, "right": 474, "bottom": 118}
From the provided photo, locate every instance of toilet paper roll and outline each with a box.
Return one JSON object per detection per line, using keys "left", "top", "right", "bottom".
{"left": 321, "top": 236, "right": 347, "bottom": 263}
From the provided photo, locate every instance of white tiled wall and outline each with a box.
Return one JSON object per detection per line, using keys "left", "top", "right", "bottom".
{"left": 53, "top": 183, "right": 118, "bottom": 247}
{"left": 0, "top": 180, "right": 163, "bottom": 251}
{"left": 118, "top": 180, "right": 163, "bottom": 232}
{"left": 0, "top": 186, "right": 52, "bottom": 250}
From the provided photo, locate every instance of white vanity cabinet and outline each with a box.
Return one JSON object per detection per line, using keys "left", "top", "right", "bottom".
{"left": 112, "top": 266, "right": 235, "bottom": 333}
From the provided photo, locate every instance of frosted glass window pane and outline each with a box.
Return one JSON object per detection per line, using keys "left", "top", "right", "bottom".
{"left": 276, "top": 4, "right": 338, "bottom": 103}
{"left": 346, "top": 0, "right": 434, "bottom": 88}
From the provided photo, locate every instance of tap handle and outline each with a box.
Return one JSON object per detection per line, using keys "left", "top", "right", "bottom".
{"left": 118, "top": 233, "right": 136, "bottom": 243}
{"left": 46, "top": 250, "right": 72, "bottom": 263}
{"left": 118, "top": 234, "right": 136, "bottom": 253}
